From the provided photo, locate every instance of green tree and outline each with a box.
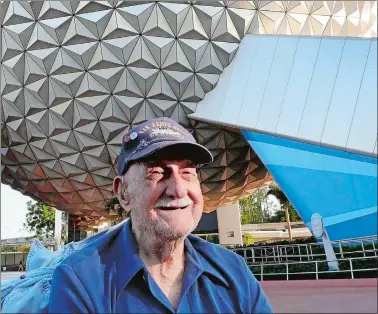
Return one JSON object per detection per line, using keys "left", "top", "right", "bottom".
{"left": 18, "top": 244, "right": 31, "bottom": 253}
{"left": 1, "top": 244, "right": 31, "bottom": 253}
{"left": 265, "top": 183, "right": 301, "bottom": 223}
{"left": 242, "top": 233, "right": 254, "bottom": 246}
{"left": 1, "top": 245, "right": 19, "bottom": 252}
{"left": 239, "top": 188, "right": 272, "bottom": 224}
{"left": 23, "top": 201, "right": 55, "bottom": 237}
{"left": 265, "top": 183, "right": 302, "bottom": 240}
{"left": 239, "top": 183, "right": 302, "bottom": 225}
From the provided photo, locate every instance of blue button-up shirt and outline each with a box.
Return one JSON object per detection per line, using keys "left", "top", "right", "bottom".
{"left": 48, "top": 220, "right": 274, "bottom": 313}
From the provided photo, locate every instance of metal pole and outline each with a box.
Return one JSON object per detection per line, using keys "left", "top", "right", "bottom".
{"left": 309, "top": 245, "right": 313, "bottom": 260}
{"left": 285, "top": 247, "right": 288, "bottom": 262}
{"left": 298, "top": 245, "right": 302, "bottom": 262}
{"left": 261, "top": 264, "right": 264, "bottom": 281}
{"left": 349, "top": 259, "right": 354, "bottom": 279}
{"left": 361, "top": 241, "right": 366, "bottom": 257}
{"left": 315, "top": 261, "right": 318, "bottom": 280}
{"left": 339, "top": 241, "right": 344, "bottom": 258}
{"left": 305, "top": 244, "right": 310, "bottom": 261}
{"left": 286, "top": 263, "right": 289, "bottom": 281}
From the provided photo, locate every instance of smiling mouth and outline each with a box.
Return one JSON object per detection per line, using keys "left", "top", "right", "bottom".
{"left": 157, "top": 205, "right": 190, "bottom": 211}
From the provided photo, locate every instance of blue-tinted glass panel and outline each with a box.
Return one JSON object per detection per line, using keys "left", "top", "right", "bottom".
{"left": 195, "top": 57, "right": 236, "bottom": 121}
{"left": 237, "top": 36, "right": 278, "bottom": 129}
{"left": 220, "top": 36, "right": 258, "bottom": 125}
{"left": 276, "top": 37, "right": 321, "bottom": 137}
{"left": 321, "top": 39, "right": 371, "bottom": 149}
{"left": 298, "top": 38, "right": 345, "bottom": 143}
{"left": 346, "top": 40, "right": 377, "bottom": 155}
{"left": 256, "top": 36, "right": 299, "bottom": 133}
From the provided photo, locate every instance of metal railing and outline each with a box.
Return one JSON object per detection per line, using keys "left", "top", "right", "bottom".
{"left": 247, "top": 255, "right": 378, "bottom": 281}
{"left": 231, "top": 235, "right": 378, "bottom": 264}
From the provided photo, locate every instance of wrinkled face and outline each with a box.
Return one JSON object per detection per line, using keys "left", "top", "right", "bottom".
{"left": 121, "top": 159, "right": 204, "bottom": 240}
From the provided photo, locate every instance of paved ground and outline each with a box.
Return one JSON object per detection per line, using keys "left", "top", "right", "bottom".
{"left": 1, "top": 271, "right": 24, "bottom": 281}
{"left": 261, "top": 278, "right": 377, "bottom": 313}
{"left": 1, "top": 272, "right": 376, "bottom": 313}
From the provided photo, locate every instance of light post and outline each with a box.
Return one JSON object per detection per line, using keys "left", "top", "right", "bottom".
{"left": 284, "top": 206, "right": 292, "bottom": 240}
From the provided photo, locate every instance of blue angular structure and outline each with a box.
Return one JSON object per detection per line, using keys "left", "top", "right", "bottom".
{"left": 243, "top": 131, "right": 377, "bottom": 241}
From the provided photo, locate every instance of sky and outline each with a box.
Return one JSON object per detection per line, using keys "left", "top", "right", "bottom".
{"left": 1, "top": 183, "right": 35, "bottom": 239}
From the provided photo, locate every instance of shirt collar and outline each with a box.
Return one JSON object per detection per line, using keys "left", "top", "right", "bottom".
{"left": 112, "top": 219, "right": 144, "bottom": 299}
{"left": 112, "top": 221, "right": 230, "bottom": 299}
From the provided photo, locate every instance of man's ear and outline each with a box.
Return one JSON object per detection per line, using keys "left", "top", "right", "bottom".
{"left": 113, "top": 176, "right": 131, "bottom": 214}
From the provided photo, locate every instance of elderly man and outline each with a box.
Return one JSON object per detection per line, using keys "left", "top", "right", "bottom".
{"left": 48, "top": 118, "right": 274, "bottom": 313}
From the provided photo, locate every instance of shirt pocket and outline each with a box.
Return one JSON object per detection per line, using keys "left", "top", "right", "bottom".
{"left": 187, "top": 277, "right": 241, "bottom": 313}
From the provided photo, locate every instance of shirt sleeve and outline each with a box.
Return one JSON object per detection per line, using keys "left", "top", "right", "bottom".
{"left": 48, "top": 263, "right": 94, "bottom": 313}
{"left": 239, "top": 255, "right": 275, "bottom": 314}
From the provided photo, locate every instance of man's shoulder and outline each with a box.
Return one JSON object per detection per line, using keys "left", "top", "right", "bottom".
{"left": 59, "top": 221, "right": 127, "bottom": 271}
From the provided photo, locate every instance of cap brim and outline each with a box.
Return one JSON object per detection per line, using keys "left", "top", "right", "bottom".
{"left": 129, "top": 140, "right": 213, "bottom": 167}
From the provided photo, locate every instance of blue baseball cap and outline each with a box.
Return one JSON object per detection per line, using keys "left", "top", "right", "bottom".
{"left": 117, "top": 117, "right": 213, "bottom": 175}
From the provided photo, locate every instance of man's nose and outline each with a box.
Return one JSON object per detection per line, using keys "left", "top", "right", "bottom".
{"left": 165, "top": 172, "right": 187, "bottom": 198}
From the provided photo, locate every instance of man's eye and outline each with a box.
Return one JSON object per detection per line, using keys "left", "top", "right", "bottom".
{"left": 182, "top": 169, "right": 196, "bottom": 176}
{"left": 151, "top": 169, "right": 164, "bottom": 175}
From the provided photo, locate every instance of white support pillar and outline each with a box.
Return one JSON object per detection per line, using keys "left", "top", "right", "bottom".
{"left": 216, "top": 202, "right": 243, "bottom": 246}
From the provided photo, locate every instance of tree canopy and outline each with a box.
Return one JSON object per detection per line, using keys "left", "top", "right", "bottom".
{"left": 239, "top": 188, "right": 272, "bottom": 224}
{"left": 23, "top": 201, "right": 55, "bottom": 237}
{"left": 265, "top": 183, "right": 301, "bottom": 223}
{"left": 239, "top": 183, "right": 301, "bottom": 224}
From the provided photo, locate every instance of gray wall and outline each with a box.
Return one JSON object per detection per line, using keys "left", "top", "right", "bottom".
{"left": 194, "top": 211, "right": 218, "bottom": 232}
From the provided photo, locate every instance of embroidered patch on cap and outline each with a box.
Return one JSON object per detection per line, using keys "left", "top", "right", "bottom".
{"left": 130, "top": 132, "right": 138, "bottom": 140}
{"left": 123, "top": 133, "right": 131, "bottom": 143}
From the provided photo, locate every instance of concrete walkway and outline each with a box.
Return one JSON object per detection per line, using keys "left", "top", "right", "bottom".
{"left": 261, "top": 279, "right": 377, "bottom": 313}
{"left": 1, "top": 271, "right": 23, "bottom": 281}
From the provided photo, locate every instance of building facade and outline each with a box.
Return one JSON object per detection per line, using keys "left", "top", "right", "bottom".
{"left": 1, "top": 1, "right": 377, "bottom": 242}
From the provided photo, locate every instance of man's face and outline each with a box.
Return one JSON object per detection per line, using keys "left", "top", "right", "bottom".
{"left": 121, "top": 159, "right": 203, "bottom": 240}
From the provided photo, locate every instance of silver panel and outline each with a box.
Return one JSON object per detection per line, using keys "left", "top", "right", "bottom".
{"left": 1, "top": 1, "right": 378, "bottom": 223}
{"left": 346, "top": 40, "right": 378, "bottom": 155}
{"left": 276, "top": 37, "right": 321, "bottom": 137}
{"left": 256, "top": 36, "right": 299, "bottom": 133}
{"left": 193, "top": 58, "right": 236, "bottom": 122}
{"left": 220, "top": 36, "right": 259, "bottom": 125}
{"left": 321, "top": 39, "right": 371, "bottom": 149}
{"left": 236, "top": 36, "right": 278, "bottom": 129}
{"left": 297, "top": 38, "right": 345, "bottom": 144}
